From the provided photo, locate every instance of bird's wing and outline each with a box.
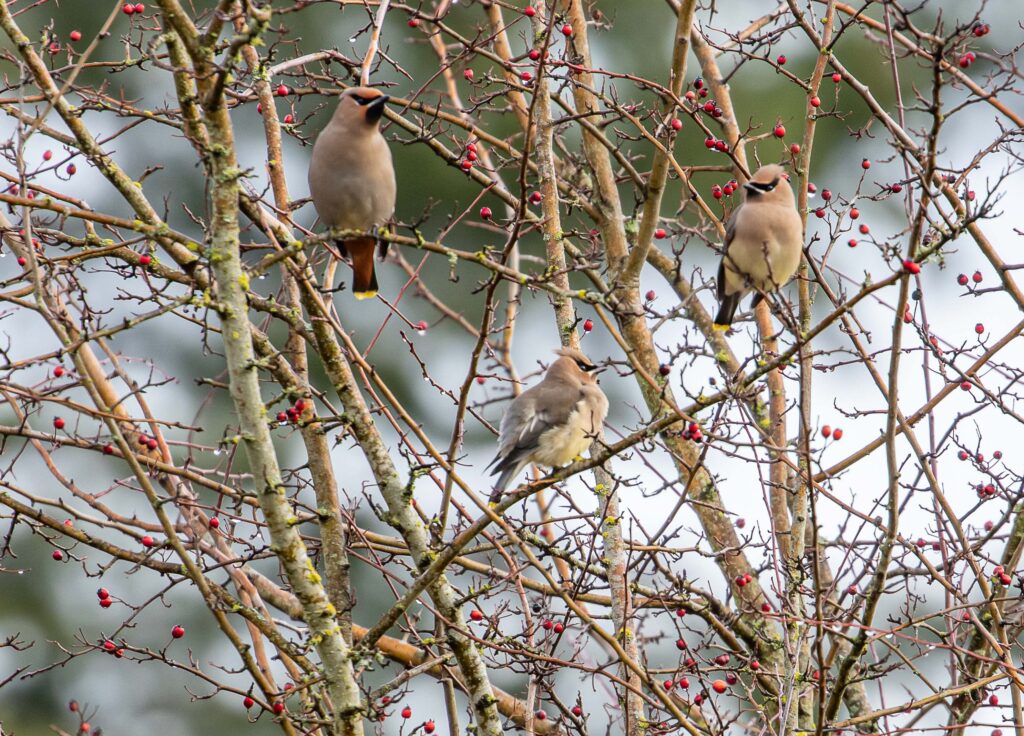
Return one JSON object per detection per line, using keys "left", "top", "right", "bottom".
{"left": 490, "top": 383, "right": 580, "bottom": 471}
{"left": 717, "top": 205, "right": 741, "bottom": 302}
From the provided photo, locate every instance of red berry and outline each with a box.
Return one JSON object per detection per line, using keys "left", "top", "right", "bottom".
{"left": 401, "top": 706, "right": 412, "bottom": 719}
{"left": 957, "top": 273, "right": 969, "bottom": 286}
{"left": 821, "top": 189, "right": 832, "bottom": 201}
{"left": 171, "top": 625, "right": 185, "bottom": 639}
{"left": 807, "top": 182, "right": 817, "bottom": 193}
{"left": 989, "top": 694, "right": 999, "bottom": 706}
{"left": 134, "top": 3, "right": 144, "bottom": 12}
{"left": 480, "top": 206, "right": 492, "bottom": 220}
{"left": 704, "top": 137, "right": 716, "bottom": 149}
{"left": 415, "top": 320, "right": 428, "bottom": 332}
{"left": 407, "top": 18, "right": 419, "bottom": 27}
{"left": 146, "top": 438, "right": 157, "bottom": 450}
{"left": 535, "top": 710, "right": 547, "bottom": 720}
{"left": 714, "top": 654, "right": 730, "bottom": 666}
{"left": 276, "top": 84, "right": 289, "bottom": 97}
{"left": 17, "top": 257, "right": 27, "bottom": 266}
{"left": 529, "top": 191, "right": 542, "bottom": 204}
{"left": 693, "top": 77, "right": 703, "bottom": 89}
{"left": 54, "top": 417, "right": 65, "bottom": 430}
{"left": 424, "top": 721, "right": 435, "bottom": 734}
{"left": 283, "top": 114, "right": 294, "bottom": 124}
{"left": 520, "top": 71, "right": 532, "bottom": 82}
{"left": 831, "top": 72, "right": 841, "bottom": 83}
{"left": 761, "top": 603, "right": 771, "bottom": 612}
{"left": 849, "top": 207, "right": 859, "bottom": 219}
{"left": 821, "top": 425, "right": 832, "bottom": 438}
{"left": 960, "top": 381, "right": 972, "bottom": 391}
{"left": 848, "top": 239, "right": 857, "bottom": 248}
{"left": 814, "top": 208, "right": 825, "bottom": 218}
{"left": 553, "top": 622, "right": 564, "bottom": 633}
{"left": 276, "top": 411, "right": 287, "bottom": 422}
{"left": 790, "top": 143, "right": 800, "bottom": 154}
{"left": 582, "top": 319, "right": 593, "bottom": 332}
{"left": 776, "top": 54, "right": 787, "bottom": 65}
{"left": 809, "top": 96, "right": 820, "bottom": 107}
{"left": 461, "top": 160, "right": 473, "bottom": 171}
{"left": 663, "top": 679, "right": 673, "bottom": 690}
{"left": 53, "top": 366, "right": 64, "bottom": 377}
{"left": 571, "top": 706, "right": 582, "bottom": 717}
{"left": 97, "top": 588, "right": 110, "bottom": 600}
{"left": 561, "top": 24, "right": 573, "bottom": 37}
{"left": 890, "top": 183, "right": 903, "bottom": 193}
{"left": 973, "top": 22, "right": 990, "bottom": 37}
{"left": 141, "top": 535, "right": 155, "bottom": 547}
{"left": 726, "top": 672, "right": 738, "bottom": 685}
{"left": 774, "top": 125, "right": 785, "bottom": 138}
{"left": 676, "top": 638, "right": 687, "bottom": 650}
{"left": 712, "top": 679, "right": 727, "bottom": 694}
{"left": 736, "top": 518, "right": 746, "bottom": 528}
{"left": 470, "top": 609, "right": 483, "bottom": 621}
{"left": 861, "top": 158, "right": 871, "bottom": 169}
{"left": 70, "top": 30, "right": 82, "bottom": 41}
{"left": 975, "top": 323, "right": 984, "bottom": 334}
{"left": 524, "top": 6, "right": 536, "bottom": 17}
{"left": 750, "top": 660, "right": 760, "bottom": 670}
{"left": 958, "top": 53, "right": 974, "bottom": 69}
{"left": 209, "top": 517, "right": 220, "bottom": 529}
{"left": 272, "top": 702, "right": 285, "bottom": 714}
{"left": 670, "top": 117, "right": 682, "bottom": 131}
{"left": 52, "top": 550, "right": 64, "bottom": 561}
{"left": 527, "top": 49, "right": 540, "bottom": 61}
{"left": 243, "top": 696, "right": 254, "bottom": 708}
{"left": 903, "top": 259, "right": 921, "bottom": 274}
{"left": 123, "top": 3, "right": 135, "bottom": 14}
{"left": 463, "top": 69, "right": 474, "bottom": 81}
{"left": 714, "top": 140, "right": 728, "bottom": 152}
{"left": 994, "top": 450, "right": 1003, "bottom": 459}
{"left": 832, "top": 428, "right": 843, "bottom": 440}
{"left": 139, "top": 254, "right": 152, "bottom": 265}
{"left": 859, "top": 224, "right": 870, "bottom": 234}
{"left": 972, "top": 270, "right": 983, "bottom": 283}
{"left": 67, "top": 163, "right": 76, "bottom": 175}
{"left": 645, "top": 290, "right": 656, "bottom": 301}
{"left": 713, "top": 186, "right": 723, "bottom": 200}
{"left": 43, "top": 150, "right": 53, "bottom": 161}
{"left": 100, "top": 598, "right": 112, "bottom": 608}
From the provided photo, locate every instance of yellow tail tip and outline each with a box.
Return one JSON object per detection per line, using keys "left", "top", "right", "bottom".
{"left": 712, "top": 323, "right": 730, "bottom": 332}
{"left": 353, "top": 290, "right": 378, "bottom": 300}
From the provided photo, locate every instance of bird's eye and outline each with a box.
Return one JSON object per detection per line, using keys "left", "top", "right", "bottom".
{"left": 351, "top": 95, "right": 369, "bottom": 105}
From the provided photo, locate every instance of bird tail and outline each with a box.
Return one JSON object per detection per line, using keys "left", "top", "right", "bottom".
{"left": 342, "top": 236, "right": 379, "bottom": 299}
{"left": 714, "top": 292, "right": 742, "bottom": 331}
{"left": 487, "top": 455, "right": 527, "bottom": 504}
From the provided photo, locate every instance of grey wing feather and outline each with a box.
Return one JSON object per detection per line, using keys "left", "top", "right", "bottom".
{"left": 717, "top": 206, "right": 740, "bottom": 302}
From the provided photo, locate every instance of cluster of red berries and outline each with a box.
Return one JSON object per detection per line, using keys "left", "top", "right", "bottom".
{"left": 977, "top": 482, "right": 997, "bottom": 500}
{"left": 704, "top": 137, "right": 729, "bottom": 153}
{"left": 993, "top": 566, "right": 1012, "bottom": 586}
{"left": 460, "top": 141, "right": 478, "bottom": 172}
{"left": 101, "top": 638, "right": 126, "bottom": 658}
{"left": 138, "top": 433, "right": 158, "bottom": 451}
{"left": 821, "top": 425, "right": 843, "bottom": 440}
{"left": 959, "top": 51, "right": 977, "bottom": 68}
{"left": 122, "top": 3, "right": 145, "bottom": 14}
{"left": 276, "top": 398, "right": 308, "bottom": 425}
{"left": 541, "top": 619, "right": 565, "bottom": 633}
{"left": 957, "top": 271, "right": 983, "bottom": 286}
{"left": 734, "top": 572, "right": 753, "bottom": 587}
{"left": 711, "top": 180, "right": 739, "bottom": 199}
{"left": 681, "top": 422, "right": 703, "bottom": 443}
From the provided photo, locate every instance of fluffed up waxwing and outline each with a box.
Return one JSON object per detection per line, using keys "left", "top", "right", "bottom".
{"left": 487, "top": 348, "right": 609, "bottom": 503}
{"left": 714, "top": 164, "right": 804, "bottom": 329}
{"left": 308, "top": 86, "right": 397, "bottom": 299}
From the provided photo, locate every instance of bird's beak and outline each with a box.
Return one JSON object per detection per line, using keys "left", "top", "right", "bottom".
{"left": 366, "top": 94, "right": 390, "bottom": 124}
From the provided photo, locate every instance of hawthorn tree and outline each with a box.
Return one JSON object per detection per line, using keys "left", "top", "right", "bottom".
{"left": 1, "top": 0, "right": 1022, "bottom": 735}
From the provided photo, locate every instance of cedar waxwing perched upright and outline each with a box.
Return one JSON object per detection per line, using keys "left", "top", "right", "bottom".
{"left": 487, "top": 348, "right": 609, "bottom": 503}
{"left": 714, "top": 164, "right": 804, "bottom": 329}
{"left": 308, "top": 87, "right": 396, "bottom": 299}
